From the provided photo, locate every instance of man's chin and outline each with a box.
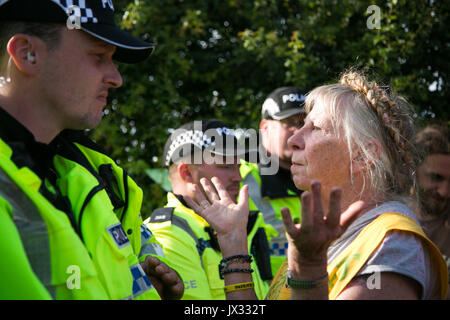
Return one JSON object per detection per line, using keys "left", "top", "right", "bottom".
{"left": 421, "top": 198, "right": 450, "bottom": 217}
{"left": 227, "top": 190, "right": 240, "bottom": 202}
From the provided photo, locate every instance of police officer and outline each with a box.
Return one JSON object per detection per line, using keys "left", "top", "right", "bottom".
{"left": 240, "top": 87, "right": 306, "bottom": 275}
{"left": 146, "top": 120, "right": 271, "bottom": 299}
{"left": 0, "top": 0, "right": 182, "bottom": 299}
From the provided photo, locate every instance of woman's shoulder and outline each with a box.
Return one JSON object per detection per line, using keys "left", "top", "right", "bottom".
{"left": 328, "top": 201, "right": 419, "bottom": 264}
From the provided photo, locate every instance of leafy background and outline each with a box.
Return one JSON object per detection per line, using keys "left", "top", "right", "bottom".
{"left": 89, "top": 0, "right": 450, "bottom": 219}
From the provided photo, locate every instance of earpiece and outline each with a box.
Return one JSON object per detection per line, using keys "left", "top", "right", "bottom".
{"left": 27, "top": 52, "right": 36, "bottom": 63}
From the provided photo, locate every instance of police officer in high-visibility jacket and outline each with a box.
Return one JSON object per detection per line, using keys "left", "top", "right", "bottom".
{"left": 240, "top": 87, "right": 307, "bottom": 275}
{"left": 0, "top": 0, "right": 182, "bottom": 300}
{"left": 146, "top": 120, "right": 272, "bottom": 300}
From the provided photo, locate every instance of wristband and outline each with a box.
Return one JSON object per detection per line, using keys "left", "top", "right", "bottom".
{"left": 286, "top": 269, "right": 328, "bottom": 289}
{"left": 224, "top": 281, "right": 254, "bottom": 293}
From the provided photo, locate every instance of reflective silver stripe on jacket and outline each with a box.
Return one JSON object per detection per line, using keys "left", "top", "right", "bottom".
{"left": 243, "top": 172, "right": 288, "bottom": 246}
{"left": 139, "top": 225, "right": 164, "bottom": 258}
{"left": 0, "top": 168, "right": 55, "bottom": 298}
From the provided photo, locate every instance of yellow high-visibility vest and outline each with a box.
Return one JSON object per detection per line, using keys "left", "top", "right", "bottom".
{"left": 266, "top": 212, "right": 449, "bottom": 300}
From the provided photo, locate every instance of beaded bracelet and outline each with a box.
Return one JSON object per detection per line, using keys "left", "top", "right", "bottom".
{"left": 220, "top": 268, "right": 254, "bottom": 279}
{"left": 219, "top": 255, "right": 253, "bottom": 279}
{"left": 221, "top": 254, "right": 253, "bottom": 264}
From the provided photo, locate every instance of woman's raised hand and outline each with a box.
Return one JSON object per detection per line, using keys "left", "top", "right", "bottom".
{"left": 281, "top": 181, "right": 367, "bottom": 269}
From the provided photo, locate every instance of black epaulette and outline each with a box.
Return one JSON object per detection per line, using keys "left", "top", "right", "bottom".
{"left": 149, "top": 207, "right": 175, "bottom": 223}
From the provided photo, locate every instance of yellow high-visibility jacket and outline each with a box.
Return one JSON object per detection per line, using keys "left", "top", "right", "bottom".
{"left": 146, "top": 192, "right": 271, "bottom": 300}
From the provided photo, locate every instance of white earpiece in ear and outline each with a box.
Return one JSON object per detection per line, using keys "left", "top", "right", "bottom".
{"left": 27, "top": 52, "right": 36, "bottom": 63}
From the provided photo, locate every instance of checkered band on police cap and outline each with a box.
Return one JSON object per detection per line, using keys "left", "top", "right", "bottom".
{"left": 53, "top": 0, "right": 100, "bottom": 23}
{"left": 162, "top": 120, "right": 246, "bottom": 167}
{"left": 164, "top": 129, "right": 215, "bottom": 166}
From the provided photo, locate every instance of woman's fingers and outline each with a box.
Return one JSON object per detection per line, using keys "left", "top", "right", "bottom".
{"left": 326, "top": 187, "right": 342, "bottom": 229}
{"left": 300, "top": 191, "right": 313, "bottom": 232}
{"left": 281, "top": 207, "right": 298, "bottom": 239}
{"left": 310, "top": 181, "right": 324, "bottom": 221}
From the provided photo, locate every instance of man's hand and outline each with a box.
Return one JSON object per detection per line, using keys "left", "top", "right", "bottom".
{"left": 140, "top": 255, "right": 184, "bottom": 300}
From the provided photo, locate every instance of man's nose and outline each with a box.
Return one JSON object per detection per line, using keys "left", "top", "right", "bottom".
{"left": 104, "top": 62, "right": 123, "bottom": 88}
{"left": 287, "top": 129, "right": 304, "bottom": 151}
{"left": 437, "top": 180, "right": 450, "bottom": 199}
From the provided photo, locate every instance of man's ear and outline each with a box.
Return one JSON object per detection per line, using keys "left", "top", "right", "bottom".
{"left": 259, "top": 119, "right": 269, "bottom": 131}
{"left": 352, "top": 139, "right": 383, "bottom": 173}
{"left": 259, "top": 119, "right": 270, "bottom": 142}
{"left": 178, "top": 162, "right": 194, "bottom": 183}
{"left": 6, "top": 34, "right": 41, "bottom": 76}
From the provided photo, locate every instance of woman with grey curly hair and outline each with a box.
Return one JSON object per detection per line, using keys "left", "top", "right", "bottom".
{"left": 185, "top": 70, "right": 448, "bottom": 300}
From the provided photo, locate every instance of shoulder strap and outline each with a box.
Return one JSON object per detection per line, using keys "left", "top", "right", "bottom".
{"left": 53, "top": 131, "right": 129, "bottom": 220}
{"left": 149, "top": 207, "right": 174, "bottom": 223}
{"left": 58, "top": 129, "right": 108, "bottom": 156}
{"left": 149, "top": 207, "right": 199, "bottom": 248}
{"left": 51, "top": 132, "right": 100, "bottom": 180}
{"left": 149, "top": 207, "right": 211, "bottom": 268}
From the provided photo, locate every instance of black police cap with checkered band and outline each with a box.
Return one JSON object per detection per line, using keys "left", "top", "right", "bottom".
{"left": 0, "top": 0, "right": 155, "bottom": 63}
{"left": 162, "top": 120, "right": 248, "bottom": 167}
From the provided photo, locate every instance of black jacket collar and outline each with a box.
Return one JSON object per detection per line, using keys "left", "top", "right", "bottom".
{"left": 0, "top": 106, "right": 75, "bottom": 219}
{"left": 259, "top": 162, "right": 302, "bottom": 198}
{"left": 0, "top": 106, "right": 55, "bottom": 181}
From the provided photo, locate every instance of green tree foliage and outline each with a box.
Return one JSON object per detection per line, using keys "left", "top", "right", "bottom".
{"left": 89, "top": 0, "right": 450, "bottom": 218}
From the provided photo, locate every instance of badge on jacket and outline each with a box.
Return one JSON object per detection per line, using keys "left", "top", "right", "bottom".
{"left": 107, "top": 223, "right": 130, "bottom": 249}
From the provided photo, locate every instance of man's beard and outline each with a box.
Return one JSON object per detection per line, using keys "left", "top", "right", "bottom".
{"left": 419, "top": 187, "right": 450, "bottom": 217}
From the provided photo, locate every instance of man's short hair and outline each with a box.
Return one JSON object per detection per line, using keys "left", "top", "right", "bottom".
{"left": 0, "top": 21, "right": 63, "bottom": 61}
{"left": 414, "top": 125, "right": 449, "bottom": 158}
